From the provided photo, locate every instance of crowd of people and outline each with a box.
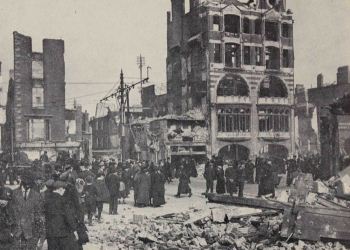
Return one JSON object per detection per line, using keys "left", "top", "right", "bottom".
{"left": 0, "top": 149, "right": 346, "bottom": 249}
{"left": 0, "top": 152, "right": 176, "bottom": 250}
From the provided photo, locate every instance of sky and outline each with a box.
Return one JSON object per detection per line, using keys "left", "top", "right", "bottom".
{"left": 0, "top": 0, "right": 350, "bottom": 116}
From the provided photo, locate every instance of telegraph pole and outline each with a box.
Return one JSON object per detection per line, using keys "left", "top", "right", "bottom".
{"left": 137, "top": 54, "right": 145, "bottom": 105}
{"left": 120, "top": 70, "right": 126, "bottom": 162}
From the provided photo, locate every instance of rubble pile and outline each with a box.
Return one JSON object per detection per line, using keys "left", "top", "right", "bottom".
{"left": 88, "top": 207, "right": 349, "bottom": 250}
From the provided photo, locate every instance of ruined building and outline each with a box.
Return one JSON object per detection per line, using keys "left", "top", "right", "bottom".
{"left": 308, "top": 66, "right": 350, "bottom": 179}
{"left": 167, "top": 0, "right": 295, "bottom": 160}
{"left": 3, "top": 32, "right": 91, "bottom": 161}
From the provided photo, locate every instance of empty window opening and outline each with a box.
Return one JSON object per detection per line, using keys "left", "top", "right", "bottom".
{"left": 265, "top": 46, "right": 280, "bottom": 70}
{"left": 255, "top": 47, "right": 263, "bottom": 66}
{"left": 244, "top": 46, "right": 252, "bottom": 65}
{"left": 225, "top": 43, "right": 241, "bottom": 68}
{"left": 258, "top": 108, "right": 289, "bottom": 132}
{"left": 282, "top": 23, "right": 291, "bottom": 38}
{"left": 282, "top": 49, "right": 293, "bottom": 68}
{"left": 27, "top": 119, "right": 50, "bottom": 142}
{"left": 214, "top": 43, "right": 222, "bottom": 63}
{"left": 259, "top": 76, "right": 288, "bottom": 98}
{"left": 265, "top": 21, "right": 279, "bottom": 41}
{"left": 255, "top": 19, "right": 262, "bottom": 34}
{"left": 217, "top": 75, "right": 249, "bottom": 97}
{"left": 243, "top": 18, "right": 250, "bottom": 34}
{"left": 213, "top": 15, "right": 221, "bottom": 31}
{"left": 224, "top": 15, "right": 240, "bottom": 35}
{"left": 32, "top": 86, "right": 44, "bottom": 108}
{"left": 218, "top": 107, "right": 251, "bottom": 133}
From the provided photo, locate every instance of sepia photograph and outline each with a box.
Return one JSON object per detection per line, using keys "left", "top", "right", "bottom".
{"left": 0, "top": 0, "right": 350, "bottom": 249}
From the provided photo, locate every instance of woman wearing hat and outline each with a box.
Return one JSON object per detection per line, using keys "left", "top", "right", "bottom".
{"left": 44, "top": 179, "right": 80, "bottom": 249}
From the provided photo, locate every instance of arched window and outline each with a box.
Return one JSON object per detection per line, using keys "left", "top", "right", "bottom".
{"left": 259, "top": 76, "right": 288, "bottom": 98}
{"left": 217, "top": 75, "right": 249, "bottom": 96}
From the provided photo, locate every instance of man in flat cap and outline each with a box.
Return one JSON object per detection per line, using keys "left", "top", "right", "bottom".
{"left": 12, "top": 170, "right": 45, "bottom": 250}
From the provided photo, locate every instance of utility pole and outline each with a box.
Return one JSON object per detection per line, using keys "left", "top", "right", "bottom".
{"left": 100, "top": 70, "right": 150, "bottom": 162}
{"left": 137, "top": 54, "right": 145, "bottom": 106}
{"left": 119, "top": 70, "right": 126, "bottom": 162}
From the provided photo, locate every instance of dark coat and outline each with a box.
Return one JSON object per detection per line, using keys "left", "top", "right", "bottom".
{"left": 0, "top": 187, "right": 15, "bottom": 246}
{"left": 151, "top": 171, "right": 166, "bottom": 206}
{"left": 259, "top": 163, "right": 275, "bottom": 196}
{"left": 225, "top": 167, "right": 237, "bottom": 194}
{"left": 177, "top": 168, "right": 191, "bottom": 195}
{"left": 43, "top": 191, "right": 78, "bottom": 245}
{"left": 105, "top": 173, "right": 121, "bottom": 197}
{"left": 216, "top": 168, "right": 226, "bottom": 194}
{"left": 12, "top": 187, "right": 44, "bottom": 240}
{"left": 78, "top": 170, "right": 96, "bottom": 182}
{"left": 134, "top": 171, "right": 151, "bottom": 205}
{"left": 204, "top": 164, "right": 216, "bottom": 181}
{"left": 83, "top": 184, "right": 98, "bottom": 211}
{"left": 94, "top": 177, "right": 110, "bottom": 202}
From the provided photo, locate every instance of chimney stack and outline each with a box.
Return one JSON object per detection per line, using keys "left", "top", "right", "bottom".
{"left": 317, "top": 74, "right": 324, "bottom": 88}
{"left": 337, "top": 65, "right": 350, "bottom": 85}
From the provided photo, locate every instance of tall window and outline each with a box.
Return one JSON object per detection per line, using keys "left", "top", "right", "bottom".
{"left": 282, "top": 23, "right": 292, "bottom": 38}
{"left": 283, "top": 49, "right": 293, "bottom": 68}
{"left": 243, "top": 46, "right": 251, "bottom": 65}
{"left": 258, "top": 108, "right": 289, "bottom": 132}
{"left": 255, "top": 47, "right": 263, "bottom": 66}
{"left": 243, "top": 18, "right": 250, "bottom": 34}
{"left": 218, "top": 107, "right": 251, "bottom": 133}
{"left": 255, "top": 19, "right": 262, "bottom": 34}
{"left": 225, "top": 43, "right": 241, "bottom": 68}
{"left": 32, "top": 86, "right": 44, "bottom": 108}
{"left": 224, "top": 15, "right": 240, "bottom": 35}
{"left": 27, "top": 119, "right": 50, "bottom": 141}
{"left": 213, "top": 15, "right": 221, "bottom": 31}
{"left": 214, "top": 44, "right": 222, "bottom": 63}
{"left": 265, "top": 21, "right": 279, "bottom": 41}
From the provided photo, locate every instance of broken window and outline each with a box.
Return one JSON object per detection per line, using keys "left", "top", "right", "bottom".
{"left": 217, "top": 75, "right": 249, "bottom": 96}
{"left": 259, "top": 76, "right": 288, "bottom": 98}
{"left": 282, "top": 49, "right": 293, "bottom": 68}
{"left": 243, "top": 46, "right": 252, "bottom": 65}
{"left": 282, "top": 23, "right": 292, "bottom": 38}
{"left": 224, "top": 14, "right": 240, "bottom": 35}
{"left": 243, "top": 17, "right": 250, "bottom": 34}
{"left": 214, "top": 43, "right": 222, "bottom": 63}
{"left": 255, "top": 19, "right": 262, "bottom": 34}
{"left": 255, "top": 47, "right": 263, "bottom": 66}
{"left": 218, "top": 107, "right": 251, "bottom": 133}
{"left": 225, "top": 43, "right": 241, "bottom": 68}
{"left": 27, "top": 119, "right": 50, "bottom": 141}
{"left": 265, "top": 21, "right": 279, "bottom": 41}
{"left": 213, "top": 15, "right": 221, "bottom": 31}
{"left": 265, "top": 46, "right": 280, "bottom": 70}
{"left": 32, "top": 85, "right": 44, "bottom": 108}
{"left": 258, "top": 108, "right": 289, "bottom": 132}
{"left": 65, "top": 120, "right": 77, "bottom": 135}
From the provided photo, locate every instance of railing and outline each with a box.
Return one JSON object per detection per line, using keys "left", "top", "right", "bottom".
{"left": 217, "top": 131, "right": 251, "bottom": 140}
{"left": 258, "top": 132, "right": 290, "bottom": 139}
{"left": 217, "top": 95, "right": 251, "bottom": 104}
{"left": 258, "top": 97, "right": 289, "bottom": 105}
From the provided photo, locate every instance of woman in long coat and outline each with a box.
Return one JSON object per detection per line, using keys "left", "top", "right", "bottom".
{"left": 216, "top": 165, "right": 226, "bottom": 194}
{"left": 151, "top": 168, "right": 166, "bottom": 207}
{"left": 134, "top": 167, "right": 151, "bottom": 207}
{"left": 258, "top": 160, "right": 275, "bottom": 197}
{"left": 175, "top": 164, "right": 192, "bottom": 198}
{"left": 225, "top": 161, "right": 237, "bottom": 196}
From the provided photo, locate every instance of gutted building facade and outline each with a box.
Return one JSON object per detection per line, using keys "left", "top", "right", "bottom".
{"left": 4, "top": 32, "right": 91, "bottom": 161}
{"left": 308, "top": 66, "right": 350, "bottom": 179}
{"left": 0, "top": 62, "right": 5, "bottom": 153}
{"left": 167, "top": 0, "right": 295, "bottom": 161}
